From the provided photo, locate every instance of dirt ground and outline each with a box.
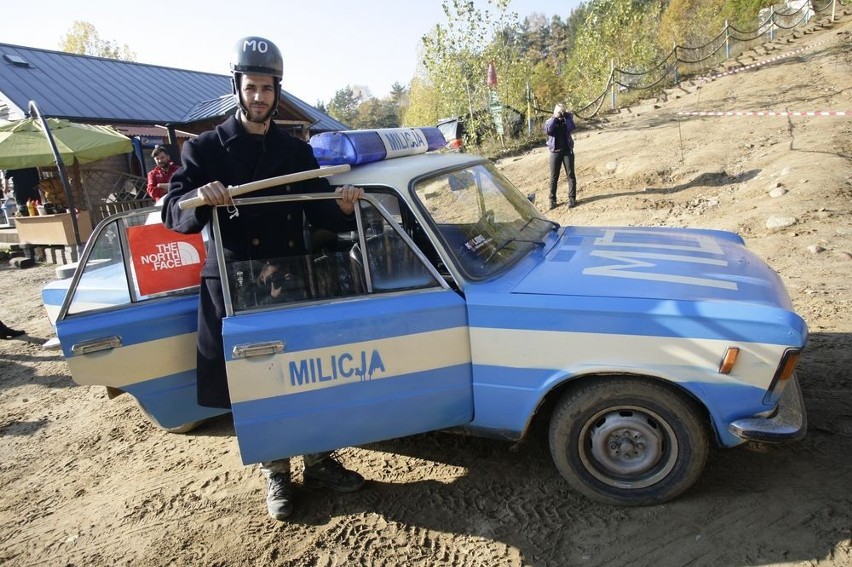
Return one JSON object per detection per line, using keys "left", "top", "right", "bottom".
{"left": 1, "top": 14, "right": 851, "bottom": 567}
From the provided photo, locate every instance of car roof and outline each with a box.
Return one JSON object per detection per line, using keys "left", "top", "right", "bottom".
{"left": 325, "top": 151, "right": 487, "bottom": 191}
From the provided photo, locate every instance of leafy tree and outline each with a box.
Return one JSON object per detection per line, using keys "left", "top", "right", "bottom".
{"left": 389, "top": 82, "right": 407, "bottom": 105}
{"left": 515, "top": 8, "right": 586, "bottom": 109}
{"left": 353, "top": 98, "right": 399, "bottom": 129}
{"left": 658, "top": 0, "right": 770, "bottom": 76}
{"left": 327, "top": 86, "right": 361, "bottom": 127}
{"left": 59, "top": 21, "right": 136, "bottom": 60}
{"left": 418, "top": 1, "right": 490, "bottom": 122}
{"left": 564, "top": 0, "right": 663, "bottom": 107}
{"left": 389, "top": 82, "right": 409, "bottom": 125}
{"left": 350, "top": 84, "right": 373, "bottom": 102}
{"left": 562, "top": 5, "right": 591, "bottom": 55}
{"left": 404, "top": 77, "right": 441, "bottom": 126}
{"left": 529, "top": 60, "right": 565, "bottom": 112}
{"left": 659, "top": 0, "right": 726, "bottom": 48}
{"left": 520, "top": 12, "right": 551, "bottom": 63}
{"left": 722, "top": 0, "right": 775, "bottom": 31}
{"left": 410, "top": 0, "right": 531, "bottom": 145}
{"left": 322, "top": 82, "right": 408, "bottom": 129}
{"left": 545, "top": 15, "right": 568, "bottom": 64}
{"left": 345, "top": 0, "right": 784, "bottom": 137}
{"left": 487, "top": 12, "right": 534, "bottom": 115}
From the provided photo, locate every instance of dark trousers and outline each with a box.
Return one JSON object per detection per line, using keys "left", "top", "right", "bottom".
{"left": 196, "top": 277, "right": 231, "bottom": 409}
{"left": 549, "top": 148, "right": 576, "bottom": 205}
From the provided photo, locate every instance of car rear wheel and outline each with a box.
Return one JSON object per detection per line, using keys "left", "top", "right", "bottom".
{"left": 549, "top": 377, "right": 709, "bottom": 505}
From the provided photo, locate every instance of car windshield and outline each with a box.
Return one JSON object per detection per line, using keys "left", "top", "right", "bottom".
{"left": 413, "top": 162, "right": 555, "bottom": 279}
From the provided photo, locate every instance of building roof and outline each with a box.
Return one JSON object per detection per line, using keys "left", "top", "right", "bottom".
{"left": 0, "top": 43, "right": 348, "bottom": 132}
{"left": 278, "top": 88, "right": 346, "bottom": 133}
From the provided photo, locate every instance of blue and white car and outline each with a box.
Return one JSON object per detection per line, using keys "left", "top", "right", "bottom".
{"left": 44, "top": 127, "right": 807, "bottom": 505}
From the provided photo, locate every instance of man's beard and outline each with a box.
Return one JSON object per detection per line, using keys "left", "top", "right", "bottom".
{"left": 246, "top": 104, "right": 273, "bottom": 124}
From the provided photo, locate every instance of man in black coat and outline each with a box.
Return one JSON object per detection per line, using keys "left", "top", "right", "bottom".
{"left": 3, "top": 167, "right": 41, "bottom": 211}
{"left": 161, "top": 36, "right": 365, "bottom": 521}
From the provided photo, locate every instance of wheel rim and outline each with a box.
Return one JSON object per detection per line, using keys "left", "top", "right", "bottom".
{"left": 578, "top": 405, "right": 678, "bottom": 489}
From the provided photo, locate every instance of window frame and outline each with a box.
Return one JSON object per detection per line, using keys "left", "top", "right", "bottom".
{"left": 213, "top": 191, "right": 451, "bottom": 318}
{"left": 59, "top": 207, "right": 203, "bottom": 321}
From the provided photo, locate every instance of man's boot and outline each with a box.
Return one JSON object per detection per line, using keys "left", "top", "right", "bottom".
{"left": 266, "top": 472, "right": 294, "bottom": 520}
{"left": 303, "top": 455, "right": 365, "bottom": 493}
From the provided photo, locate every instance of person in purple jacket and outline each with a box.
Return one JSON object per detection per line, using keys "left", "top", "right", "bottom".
{"left": 544, "top": 103, "right": 578, "bottom": 210}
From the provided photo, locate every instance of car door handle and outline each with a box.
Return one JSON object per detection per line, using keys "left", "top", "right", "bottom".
{"left": 71, "top": 336, "right": 122, "bottom": 355}
{"left": 232, "top": 341, "right": 285, "bottom": 359}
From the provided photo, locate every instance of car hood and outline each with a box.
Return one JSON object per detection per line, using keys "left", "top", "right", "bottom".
{"left": 513, "top": 225, "right": 794, "bottom": 309}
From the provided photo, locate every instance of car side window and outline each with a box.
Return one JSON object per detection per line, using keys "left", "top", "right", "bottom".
{"left": 66, "top": 219, "right": 131, "bottom": 315}
{"left": 227, "top": 194, "right": 441, "bottom": 314}
{"left": 351, "top": 199, "right": 440, "bottom": 293}
{"left": 65, "top": 210, "right": 204, "bottom": 317}
{"left": 229, "top": 250, "right": 362, "bottom": 311}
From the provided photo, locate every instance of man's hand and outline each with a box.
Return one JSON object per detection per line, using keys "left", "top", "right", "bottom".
{"left": 258, "top": 263, "right": 277, "bottom": 285}
{"left": 192, "top": 180, "right": 363, "bottom": 210}
{"left": 194, "top": 181, "right": 231, "bottom": 206}
{"left": 335, "top": 184, "right": 364, "bottom": 215}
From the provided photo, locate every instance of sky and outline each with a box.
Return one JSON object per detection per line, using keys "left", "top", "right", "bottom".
{"left": 2, "top": 0, "right": 582, "bottom": 105}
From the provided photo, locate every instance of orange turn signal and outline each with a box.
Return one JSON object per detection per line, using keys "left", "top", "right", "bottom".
{"left": 718, "top": 347, "right": 740, "bottom": 374}
{"left": 776, "top": 351, "right": 800, "bottom": 383}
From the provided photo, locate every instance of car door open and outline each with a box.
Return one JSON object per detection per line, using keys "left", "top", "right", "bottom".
{"left": 219, "top": 193, "right": 475, "bottom": 464}
{"left": 54, "top": 209, "right": 228, "bottom": 430}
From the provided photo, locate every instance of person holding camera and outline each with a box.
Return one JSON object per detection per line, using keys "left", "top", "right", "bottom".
{"left": 232, "top": 259, "right": 301, "bottom": 309}
{"left": 544, "top": 103, "right": 578, "bottom": 210}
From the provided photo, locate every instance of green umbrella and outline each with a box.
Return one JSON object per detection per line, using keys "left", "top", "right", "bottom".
{"left": 1, "top": 101, "right": 135, "bottom": 248}
{"left": 0, "top": 117, "right": 132, "bottom": 169}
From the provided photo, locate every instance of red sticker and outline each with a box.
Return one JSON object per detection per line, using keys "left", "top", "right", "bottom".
{"left": 127, "top": 223, "right": 205, "bottom": 296}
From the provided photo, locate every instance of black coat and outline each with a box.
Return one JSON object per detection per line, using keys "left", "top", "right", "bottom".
{"left": 5, "top": 167, "right": 41, "bottom": 206}
{"left": 161, "top": 116, "right": 356, "bottom": 408}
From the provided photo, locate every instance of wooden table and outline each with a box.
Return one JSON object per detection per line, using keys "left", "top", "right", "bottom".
{"left": 14, "top": 211, "right": 93, "bottom": 246}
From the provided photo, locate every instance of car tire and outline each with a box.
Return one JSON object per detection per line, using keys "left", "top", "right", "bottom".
{"left": 135, "top": 399, "right": 205, "bottom": 434}
{"left": 549, "top": 377, "right": 710, "bottom": 506}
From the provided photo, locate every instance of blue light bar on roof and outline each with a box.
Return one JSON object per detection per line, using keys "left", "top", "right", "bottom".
{"left": 310, "top": 127, "right": 447, "bottom": 166}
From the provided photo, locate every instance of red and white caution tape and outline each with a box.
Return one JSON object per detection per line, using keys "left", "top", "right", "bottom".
{"left": 678, "top": 110, "right": 849, "bottom": 117}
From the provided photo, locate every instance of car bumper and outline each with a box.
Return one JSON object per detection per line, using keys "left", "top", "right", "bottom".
{"left": 728, "top": 375, "right": 807, "bottom": 443}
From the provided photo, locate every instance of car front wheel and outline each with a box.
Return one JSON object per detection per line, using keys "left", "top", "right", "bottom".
{"left": 549, "top": 377, "right": 710, "bottom": 506}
